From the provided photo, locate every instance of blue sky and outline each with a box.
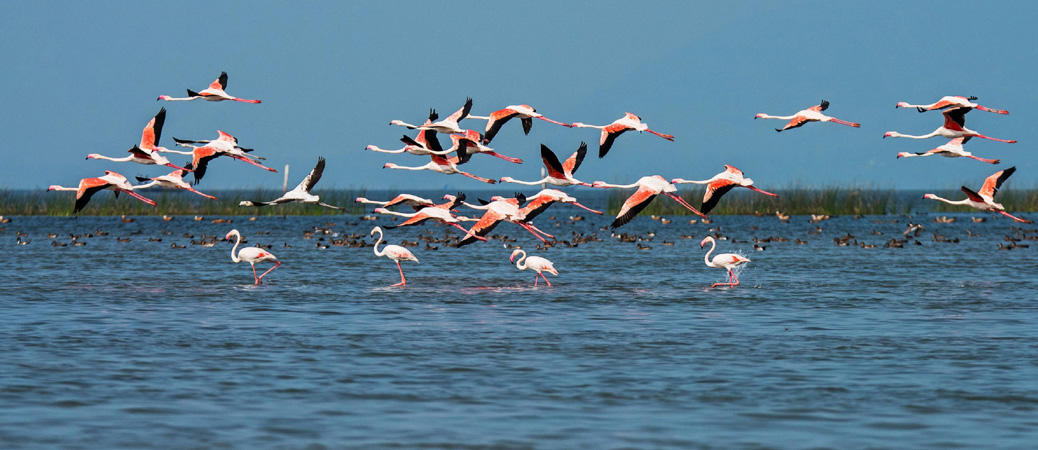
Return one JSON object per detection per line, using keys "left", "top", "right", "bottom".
{"left": 2, "top": 1, "right": 1035, "bottom": 192}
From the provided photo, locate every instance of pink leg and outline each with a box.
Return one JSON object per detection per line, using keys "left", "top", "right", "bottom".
{"left": 232, "top": 98, "right": 262, "bottom": 104}
{"left": 828, "top": 118, "right": 861, "bottom": 127}
{"left": 646, "top": 129, "right": 675, "bottom": 141}
{"left": 533, "top": 274, "right": 539, "bottom": 287}
{"left": 999, "top": 210, "right": 1033, "bottom": 223}
{"left": 524, "top": 223, "right": 555, "bottom": 239}
{"left": 123, "top": 189, "right": 157, "bottom": 206}
{"left": 460, "top": 171, "right": 497, "bottom": 184}
{"left": 570, "top": 201, "right": 604, "bottom": 215}
{"left": 536, "top": 116, "right": 571, "bottom": 127}
{"left": 973, "top": 134, "right": 1016, "bottom": 144}
{"left": 232, "top": 155, "right": 278, "bottom": 172}
{"left": 450, "top": 223, "right": 487, "bottom": 241}
{"left": 730, "top": 269, "right": 740, "bottom": 287}
{"left": 664, "top": 192, "right": 707, "bottom": 219}
{"left": 251, "top": 263, "right": 260, "bottom": 284}
{"left": 166, "top": 162, "right": 193, "bottom": 172}
{"left": 975, "top": 105, "right": 1009, "bottom": 115}
{"left": 484, "top": 152, "right": 524, "bottom": 164}
{"left": 258, "top": 261, "right": 281, "bottom": 282}
{"left": 967, "top": 156, "right": 1000, "bottom": 164}
{"left": 540, "top": 273, "right": 552, "bottom": 287}
{"left": 746, "top": 186, "right": 779, "bottom": 197}
{"left": 391, "top": 261, "right": 407, "bottom": 287}
{"left": 516, "top": 222, "right": 550, "bottom": 243}
{"left": 187, "top": 188, "right": 218, "bottom": 199}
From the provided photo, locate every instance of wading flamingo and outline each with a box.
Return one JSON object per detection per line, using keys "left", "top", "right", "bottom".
{"left": 500, "top": 143, "right": 592, "bottom": 187}
{"left": 226, "top": 229, "right": 280, "bottom": 284}
{"left": 48, "top": 171, "right": 156, "bottom": 213}
{"left": 158, "top": 72, "right": 261, "bottom": 103}
{"left": 592, "top": 175, "right": 707, "bottom": 228}
{"left": 135, "top": 165, "right": 217, "bottom": 199}
{"left": 509, "top": 249, "right": 558, "bottom": 287}
{"left": 701, "top": 236, "right": 750, "bottom": 288}
{"left": 755, "top": 100, "right": 860, "bottom": 132}
{"left": 466, "top": 104, "right": 570, "bottom": 142}
{"left": 896, "top": 95, "right": 1008, "bottom": 115}
{"left": 571, "top": 112, "right": 674, "bottom": 158}
{"left": 239, "top": 157, "right": 344, "bottom": 210}
{"left": 922, "top": 167, "right": 1031, "bottom": 223}
{"left": 383, "top": 146, "right": 496, "bottom": 184}
{"left": 884, "top": 107, "right": 1016, "bottom": 143}
{"left": 671, "top": 165, "right": 778, "bottom": 214}
{"left": 896, "top": 137, "right": 999, "bottom": 164}
{"left": 370, "top": 226, "right": 419, "bottom": 287}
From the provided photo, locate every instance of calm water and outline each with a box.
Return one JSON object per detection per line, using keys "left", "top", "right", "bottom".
{"left": 2, "top": 208, "right": 1037, "bottom": 449}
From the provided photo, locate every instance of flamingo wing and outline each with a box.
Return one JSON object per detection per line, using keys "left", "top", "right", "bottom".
{"left": 74, "top": 177, "right": 111, "bottom": 213}
{"left": 942, "top": 107, "right": 970, "bottom": 131}
{"left": 457, "top": 209, "right": 506, "bottom": 247}
{"left": 599, "top": 124, "right": 630, "bottom": 158}
{"left": 484, "top": 108, "right": 519, "bottom": 142}
{"left": 444, "top": 97, "right": 473, "bottom": 124}
{"left": 140, "top": 108, "right": 166, "bottom": 149}
{"left": 521, "top": 117, "right": 533, "bottom": 135}
{"left": 961, "top": 186, "right": 986, "bottom": 203}
{"left": 387, "top": 211, "right": 433, "bottom": 229}
{"left": 190, "top": 147, "right": 220, "bottom": 185}
{"left": 518, "top": 195, "right": 556, "bottom": 222}
{"left": 540, "top": 145, "right": 567, "bottom": 179}
{"left": 563, "top": 142, "right": 588, "bottom": 175}
{"left": 979, "top": 166, "right": 1015, "bottom": 198}
{"left": 611, "top": 185, "right": 658, "bottom": 228}
{"left": 779, "top": 115, "right": 811, "bottom": 131}
{"left": 212, "top": 72, "right": 229, "bottom": 90}
{"left": 701, "top": 179, "right": 738, "bottom": 215}
{"left": 296, "top": 157, "right": 325, "bottom": 193}
{"left": 810, "top": 100, "right": 829, "bottom": 112}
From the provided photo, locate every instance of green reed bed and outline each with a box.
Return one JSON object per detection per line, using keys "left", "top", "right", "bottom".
{"left": 0, "top": 188, "right": 370, "bottom": 216}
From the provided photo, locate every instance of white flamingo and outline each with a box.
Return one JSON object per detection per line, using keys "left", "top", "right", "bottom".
{"left": 700, "top": 236, "right": 750, "bottom": 288}
{"left": 370, "top": 226, "right": 419, "bottom": 287}
{"left": 226, "top": 229, "right": 281, "bottom": 284}
{"left": 509, "top": 249, "right": 558, "bottom": 287}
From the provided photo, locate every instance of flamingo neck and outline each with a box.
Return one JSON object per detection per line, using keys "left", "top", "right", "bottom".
{"left": 230, "top": 232, "right": 242, "bottom": 263}
{"left": 514, "top": 250, "right": 527, "bottom": 270}
{"left": 926, "top": 195, "right": 969, "bottom": 206}
{"left": 372, "top": 228, "right": 385, "bottom": 257}
{"left": 703, "top": 239, "right": 716, "bottom": 267}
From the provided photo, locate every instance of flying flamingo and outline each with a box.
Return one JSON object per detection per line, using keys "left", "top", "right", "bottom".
{"left": 373, "top": 194, "right": 486, "bottom": 239}
{"left": 355, "top": 193, "right": 436, "bottom": 211}
{"left": 465, "top": 104, "right": 571, "bottom": 143}
{"left": 671, "top": 165, "right": 778, "bottom": 214}
{"left": 368, "top": 110, "right": 452, "bottom": 155}
{"left": 383, "top": 146, "right": 497, "bottom": 184}
{"left": 445, "top": 130, "right": 523, "bottom": 163}
{"left": 457, "top": 194, "right": 554, "bottom": 246}
{"left": 87, "top": 146, "right": 191, "bottom": 172}
{"left": 392, "top": 98, "right": 472, "bottom": 134}
{"left": 225, "top": 229, "right": 280, "bottom": 284}
{"left": 238, "top": 157, "right": 345, "bottom": 210}
{"left": 755, "top": 100, "right": 860, "bottom": 132}
{"left": 157, "top": 131, "right": 275, "bottom": 184}
{"left": 48, "top": 171, "right": 156, "bottom": 213}
{"left": 370, "top": 226, "right": 419, "bottom": 287}
{"left": 922, "top": 167, "right": 1031, "bottom": 223}
{"left": 896, "top": 95, "right": 1008, "bottom": 115}
{"left": 701, "top": 236, "right": 751, "bottom": 288}
{"left": 135, "top": 165, "right": 217, "bottom": 199}
{"left": 509, "top": 249, "right": 558, "bottom": 287}
{"left": 571, "top": 112, "right": 674, "bottom": 158}
{"left": 591, "top": 175, "right": 707, "bottom": 228}
{"left": 895, "top": 137, "right": 999, "bottom": 164}
{"left": 883, "top": 107, "right": 1016, "bottom": 143}
{"left": 500, "top": 143, "right": 592, "bottom": 187}
{"left": 519, "top": 189, "right": 602, "bottom": 221}
{"left": 181, "top": 144, "right": 277, "bottom": 185}
{"left": 158, "top": 72, "right": 261, "bottom": 103}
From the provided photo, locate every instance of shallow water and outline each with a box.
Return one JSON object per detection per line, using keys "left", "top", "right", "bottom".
{"left": 2, "top": 210, "right": 1037, "bottom": 449}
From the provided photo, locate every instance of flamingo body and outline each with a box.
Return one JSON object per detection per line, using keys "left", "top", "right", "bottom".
{"left": 755, "top": 100, "right": 860, "bottom": 132}
{"left": 672, "top": 165, "right": 778, "bottom": 214}
{"left": 701, "top": 236, "right": 750, "bottom": 288}
{"left": 571, "top": 112, "right": 674, "bottom": 158}
{"left": 922, "top": 167, "right": 1031, "bottom": 223}
{"left": 592, "top": 175, "right": 707, "bottom": 228}
{"left": 158, "top": 72, "right": 261, "bottom": 103}
{"left": 225, "top": 229, "right": 281, "bottom": 284}
{"left": 510, "top": 249, "right": 558, "bottom": 287}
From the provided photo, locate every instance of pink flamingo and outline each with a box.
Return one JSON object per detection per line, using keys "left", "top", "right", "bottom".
{"left": 701, "top": 236, "right": 751, "bottom": 288}
{"left": 355, "top": 193, "right": 436, "bottom": 211}
{"left": 896, "top": 95, "right": 1008, "bottom": 114}
{"left": 671, "top": 165, "right": 778, "bottom": 214}
{"left": 896, "top": 137, "right": 999, "bottom": 164}
{"left": 518, "top": 189, "right": 602, "bottom": 221}
{"left": 500, "top": 143, "right": 592, "bottom": 187}
{"left": 755, "top": 100, "right": 860, "bottom": 132}
{"left": 370, "top": 226, "right": 419, "bottom": 287}
{"left": 134, "top": 165, "right": 217, "bottom": 199}
{"left": 591, "top": 175, "right": 707, "bottom": 228}
{"left": 457, "top": 194, "right": 554, "bottom": 246}
{"left": 392, "top": 98, "right": 472, "bottom": 134}
{"left": 884, "top": 107, "right": 1016, "bottom": 143}
{"left": 445, "top": 130, "right": 523, "bottom": 164}
{"left": 383, "top": 146, "right": 496, "bottom": 184}
{"left": 158, "top": 72, "right": 261, "bottom": 103}
{"left": 509, "top": 249, "right": 558, "bottom": 287}
{"left": 923, "top": 167, "right": 1031, "bottom": 223}
{"left": 226, "top": 229, "right": 280, "bottom": 284}
{"left": 48, "top": 171, "right": 156, "bottom": 213}
{"left": 369, "top": 110, "right": 452, "bottom": 156}
{"left": 466, "top": 104, "right": 570, "bottom": 142}
{"left": 571, "top": 112, "right": 674, "bottom": 158}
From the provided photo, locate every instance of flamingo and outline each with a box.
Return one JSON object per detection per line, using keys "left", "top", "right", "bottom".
{"left": 519, "top": 189, "right": 602, "bottom": 221}
{"left": 158, "top": 72, "right": 261, "bottom": 103}
{"left": 368, "top": 109, "right": 452, "bottom": 156}
{"left": 591, "top": 175, "right": 707, "bottom": 228}
{"left": 182, "top": 144, "right": 277, "bottom": 185}
{"left": 445, "top": 130, "right": 523, "bottom": 164}
{"left": 238, "top": 157, "right": 345, "bottom": 210}
{"left": 135, "top": 165, "right": 217, "bottom": 199}
{"left": 355, "top": 193, "right": 436, "bottom": 211}
{"left": 457, "top": 194, "right": 554, "bottom": 246}
{"left": 158, "top": 131, "right": 274, "bottom": 184}
{"left": 922, "top": 167, "right": 1031, "bottom": 223}
{"left": 701, "top": 236, "right": 751, "bottom": 288}
{"left": 509, "top": 249, "right": 558, "bottom": 287}
{"left": 755, "top": 100, "right": 860, "bottom": 132}
{"left": 225, "top": 229, "right": 280, "bottom": 284}
{"left": 500, "top": 143, "right": 592, "bottom": 187}
{"left": 374, "top": 193, "right": 486, "bottom": 239}
{"left": 87, "top": 146, "right": 191, "bottom": 172}
{"left": 392, "top": 98, "right": 472, "bottom": 134}
{"left": 571, "top": 112, "right": 674, "bottom": 158}
{"left": 883, "top": 107, "right": 1016, "bottom": 143}
{"left": 895, "top": 137, "right": 999, "bottom": 164}
{"left": 671, "top": 165, "right": 778, "bottom": 214}
{"left": 370, "top": 226, "right": 419, "bottom": 287}
{"left": 465, "top": 104, "right": 570, "bottom": 143}
{"left": 383, "top": 145, "right": 496, "bottom": 184}
{"left": 896, "top": 95, "right": 1008, "bottom": 115}
{"left": 48, "top": 171, "right": 156, "bottom": 213}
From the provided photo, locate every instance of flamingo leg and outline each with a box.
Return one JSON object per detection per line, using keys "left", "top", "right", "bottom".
{"left": 540, "top": 273, "right": 552, "bottom": 287}
{"left": 483, "top": 152, "right": 524, "bottom": 164}
{"left": 165, "top": 162, "right": 194, "bottom": 172}
{"left": 391, "top": 261, "right": 407, "bottom": 287}
{"left": 998, "top": 210, "right": 1033, "bottom": 223}
{"left": 645, "top": 128, "right": 675, "bottom": 141}
{"left": 536, "top": 116, "right": 571, "bottom": 127}
{"left": 975, "top": 105, "right": 1009, "bottom": 115}
{"left": 231, "top": 155, "right": 278, "bottom": 172}
{"left": 967, "top": 156, "right": 1000, "bottom": 164}
{"left": 524, "top": 223, "right": 555, "bottom": 239}
{"left": 251, "top": 263, "right": 260, "bottom": 284}
{"left": 971, "top": 133, "right": 1016, "bottom": 144}
{"left": 231, "top": 98, "right": 262, "bottom": 104}
{"left": 515, "top": 222, "right": 552, "bottom": 243}
{"left": 258, "top": 261, "right": 281, "bottom": 282}
{"left": 570, "top": 201, "right": 604, "bottom": 215}
{"left": 187, "top": 188, "right": 218, "bottom": 199}
{"left": 828, "top": 118, "right": 861, "bottom": 128}
{"left": 449, "top": 223, "right": 487, "bottom": 241}
{"left": 730, "top": 269, "right": 740, "bottom": 287}
{"left": 459, "top": 171, "right": 497, "bottom": 184}
{"left": 122, "top": 189, "right": 157, "bottom": 206}
{"left": 746, "top": 186, "right": 779, "bottom": 197}
{"left": 533, "top": 274, "right": 539, "bottom": 287}
{"left": 664, "top": 192, "right": 708, "bottom": 219}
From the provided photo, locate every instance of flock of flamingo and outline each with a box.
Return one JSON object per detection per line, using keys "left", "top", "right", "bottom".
{"left": 44, "top": 73, "right": 1030, "bottom": 288}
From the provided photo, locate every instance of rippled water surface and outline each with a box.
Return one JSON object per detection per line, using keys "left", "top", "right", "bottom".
{"left": 2, "top": 210, "right": 1037, "bottom": 449}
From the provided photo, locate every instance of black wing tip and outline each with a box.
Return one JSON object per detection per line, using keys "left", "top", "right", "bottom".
{"left": 819, "top": 99, "right": 829, "bottom": 110}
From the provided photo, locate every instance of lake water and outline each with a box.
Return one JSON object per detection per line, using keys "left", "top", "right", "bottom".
{"left": 2, "top": 207, "right": 1037, "bottom": 449}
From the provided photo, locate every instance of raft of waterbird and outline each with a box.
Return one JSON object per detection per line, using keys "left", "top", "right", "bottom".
{"left": 43, "top": 75, "right": 1030, "bottom": 287}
